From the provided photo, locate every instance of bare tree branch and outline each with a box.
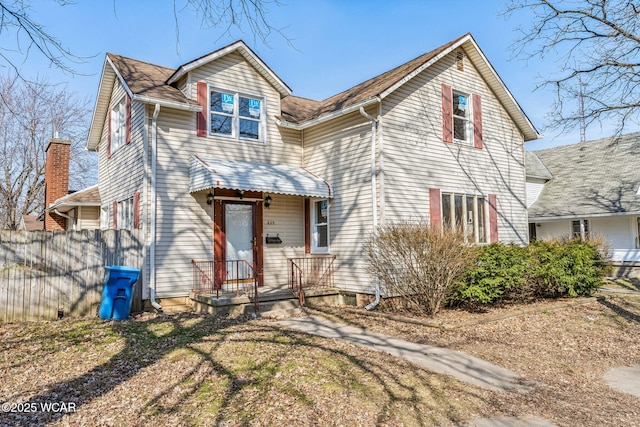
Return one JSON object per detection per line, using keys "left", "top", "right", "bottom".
{"left": 0, "top": 74, "right": 93, "bottom": 229}
{"left": 503, "top": 0, "right": 640, "bottom": 136}
{"left": 0, "top": 0, "right": 89, "bottom": 79}
{"left": 177, "top": 0, "right": 293, "bottom": 49}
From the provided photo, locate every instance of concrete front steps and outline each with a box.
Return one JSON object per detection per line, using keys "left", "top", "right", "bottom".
{"left": 189, "top": 286, "right": 345, "bottom": 316}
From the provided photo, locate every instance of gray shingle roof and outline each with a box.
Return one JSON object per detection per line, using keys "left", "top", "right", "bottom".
{"left": 528, "top": 132, "right": 640, "bottom": 219}
{"left": 107, "top": 53, "right": 199, "bottom": 107}
{"left": 525, "top": 151, "right": 553, "bottom": 180}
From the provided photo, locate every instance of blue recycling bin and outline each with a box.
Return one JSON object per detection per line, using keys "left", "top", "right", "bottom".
{"left": 99, "top": 266, "right": 140, "bottom": 320}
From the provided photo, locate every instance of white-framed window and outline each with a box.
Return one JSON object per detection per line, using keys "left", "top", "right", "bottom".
{"left": 117, "top": 197, "right": 134, "bottom": 230}
{"left": 311, "top": 199, "right": 330, "bottom": 253}
{"left": 100, "top": 205, "right": 109, "bottom": 230}
{"left": 572, "top": 219, "right": 590, "bottom": 241}
{"left": 210, "top": 89, "right": 264, "bottom": 141}
{"left": 452, "top": 90, "right": 471, "bottom": 142}
{"left": 441, "top": 192, "right": 487, "bottom": 243}
{"left": 110, "top": 96, "right": 127, "bottom": 154}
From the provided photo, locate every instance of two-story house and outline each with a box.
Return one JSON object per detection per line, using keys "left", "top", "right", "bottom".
{"left": 84, "top": 33, "right": 539, "bottom": 310}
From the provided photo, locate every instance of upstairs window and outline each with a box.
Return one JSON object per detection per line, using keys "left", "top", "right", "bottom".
{"left": 108, "top": 93, "right": 131, "bottom": 158}
{"left": 209, "top": 89, "right": 264, "bottom": 141}
{"left": 441, "top": 84, "right": 483, "bottom": 148}
{"left": 452, "top": 91, "right": 470, "bottom": 142}
{"left": 110, "top": 96, "right": 126, "bottom": 153}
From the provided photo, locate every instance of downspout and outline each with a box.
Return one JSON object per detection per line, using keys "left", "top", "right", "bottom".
{"left": 53, "top": 208, "right": 71, "bottom": 219}
{"left": 149, "top": 103, "right": 162, "bottom": 311}
{"left": 360, "top": 106, "right": 380, "bottom": 310}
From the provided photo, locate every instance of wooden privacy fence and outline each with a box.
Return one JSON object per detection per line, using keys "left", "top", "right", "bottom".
{"left": 0, "top": 229, "right": 144, "bottom": 323}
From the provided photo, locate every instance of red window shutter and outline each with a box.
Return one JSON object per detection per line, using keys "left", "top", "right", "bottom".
{"left": 473, "top": 93, "right": 483, "bottom": 149}
{"left": 196, "top": 81, "right": 207, "bottom": 137}
{"left": 107, "top": 109, "right": 112, "bottom": 158}
{"left": 125, "top": 93, "right": 132, "bottom": 144}
{"left": 429, "top": 188, "right": 442, "bottom": 231}
{"left": 112, "top": 200, "right": 118, "bottom": 230}
{"left": 304, "top": 199, "right": 310, "bottom": 253}
{"left": 442, "top": 83, "right": 453, "bottom": 143}
{"left": 488, "top": 194, "right": 498, "bottom": 243}
{"left": 133, "top": 191, "right": 141, "bottom": 229}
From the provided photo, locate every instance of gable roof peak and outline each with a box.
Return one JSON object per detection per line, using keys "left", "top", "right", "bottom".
{"left": 167, "top": 40, "right": 291, "bottom": 97}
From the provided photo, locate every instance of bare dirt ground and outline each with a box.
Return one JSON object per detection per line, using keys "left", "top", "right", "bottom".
{"left": 0, "top": 290, "right": 639, "bottom": 426}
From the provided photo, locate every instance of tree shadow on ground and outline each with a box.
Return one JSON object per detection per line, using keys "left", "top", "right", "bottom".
{"left": 597, "top": 295, "right": 640, "bottom": 325}
{"left": 1, "top": 311, "right": 484, "bottom": 426}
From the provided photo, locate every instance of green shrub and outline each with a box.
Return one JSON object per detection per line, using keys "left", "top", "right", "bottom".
{"left": 450, "top": 243, "right": 531, "bottom": 305}
{"left": 528, "top": 237, "right": 611, "bottom": 297}
{"left": 450, "top": 236, "right": 611, "bottom": 307}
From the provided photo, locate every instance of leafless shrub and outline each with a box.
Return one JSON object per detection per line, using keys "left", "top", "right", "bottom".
{"left": 365, "top": 221, "right": 478, "bottom": 315}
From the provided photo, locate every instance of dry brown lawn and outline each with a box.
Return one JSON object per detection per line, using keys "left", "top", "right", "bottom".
{"left": 0, "top": 291, "right": 639, "bottom": 426}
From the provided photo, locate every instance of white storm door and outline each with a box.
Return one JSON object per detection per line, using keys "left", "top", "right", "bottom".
{"left": 225, "top": 203, "right": 254, "bottom": 280}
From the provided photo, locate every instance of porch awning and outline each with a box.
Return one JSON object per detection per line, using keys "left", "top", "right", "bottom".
{"left": 189, "top": 156, "right": 333, "bottom": 198}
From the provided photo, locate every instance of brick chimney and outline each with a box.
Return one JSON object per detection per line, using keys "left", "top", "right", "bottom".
{"left": 44, "top": 138, "right": 71, "bottom": 231}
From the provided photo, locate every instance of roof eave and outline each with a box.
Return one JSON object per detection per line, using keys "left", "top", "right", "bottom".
{"left": 530, "top": 210, "right": 640, "bottom": 221}
{"left": 87, "top": 58, "right": 119, "bottom": 151}
{"left": 48, "top": 201, "right": 101, "bottom": 213}
{"left": 131, "top": 94, "right": 202, "bottom": 112}
{"left": 276, "top": 97, "right": 380, "bottom": 130}
{"left": 460, "top": 36, "right": 541, "bottom": 142}
{"left": 377, "top": 34, "right": 541, "bottom": 142}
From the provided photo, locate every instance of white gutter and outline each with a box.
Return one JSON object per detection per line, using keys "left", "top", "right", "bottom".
{"left": 276, "top": 98, "right": 380, "bottom": 130}
{"left": 53, "top": 208, "right": 71, "bottom": 219}
{"left": 360, "top": 106, "right": 381, "bottom": 311}
{"left": 149, "top": 103, "right": 162, "bottom": 312}
{"left": 531, "top": 211, "right": 640, "bottom": 222}
{"left": 132, "top": 95, "right": 202, "bottom": 112}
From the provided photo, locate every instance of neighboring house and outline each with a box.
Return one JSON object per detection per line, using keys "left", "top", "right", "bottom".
{"left": 83, "top": 33, "right": 539, "bottom": 308}
{"left": 18, "top": 214, "right": 44, "bottom": 231}
{"left": 526, "top": 133, "right": 640, "bottom": 262}
{"left": 47, "top": 185, "right": 101, "bottom": 230}
{"left": 44, "top": 138, "right": 101, "bottom": 231}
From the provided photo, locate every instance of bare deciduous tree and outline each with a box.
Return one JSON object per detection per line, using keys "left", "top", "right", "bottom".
{"left": 0, "top": 0, "right": 288, "bottom": 78}
{"left": 504, "top": 0, "right": 640, "bottom": 136}
{"left": 364, "top": 221, "right": 478, "bottom": 315}
{"left": 0, "top": 74, "right": 92, "bottom": 229}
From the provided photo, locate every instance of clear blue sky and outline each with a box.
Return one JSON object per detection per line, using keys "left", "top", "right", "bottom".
{"left": 9, "top": 0, "right": 618, "bottom": 149}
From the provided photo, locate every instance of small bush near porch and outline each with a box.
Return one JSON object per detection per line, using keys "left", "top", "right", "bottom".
{"left": 364, "top": 222, "right": 477, "bottom": 315}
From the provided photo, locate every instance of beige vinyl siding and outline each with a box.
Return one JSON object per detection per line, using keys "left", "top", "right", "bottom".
{"left": 78, "top": 206, "right": 100, "bottom": 229}
{"left": 151, "top": 53, "right": 303, "bottom": 297}
{"left": 186, "top": 51, "right": 301, "bottom": 164}
{"left": 263, "top": 194, "right": 304, "bottom": 286}
{"left": 381, "top": 50, "right": 528, "bottom": 244}
{"left": 303, "top": 110, "right": 375, "bottom": 295}
{"left": 98, "top": 81, "right": 146, "bottom": 223}
{"left": 97, "top": 79, "right": 148, "bottom": 289}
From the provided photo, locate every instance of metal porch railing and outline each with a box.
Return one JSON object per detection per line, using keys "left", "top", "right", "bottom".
{"left": 191, "top": 259, "right": 259, "bottom": 312}
{"left": 287, "top": 255, "right": 336, "bottom": 306}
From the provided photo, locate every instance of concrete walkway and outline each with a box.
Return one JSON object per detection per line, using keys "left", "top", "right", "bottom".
{"left": 276, "top": 314, "right": 533, "bottom": 393}
{"left": 604, "top": 365, "right": 640, "bottom": 398}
